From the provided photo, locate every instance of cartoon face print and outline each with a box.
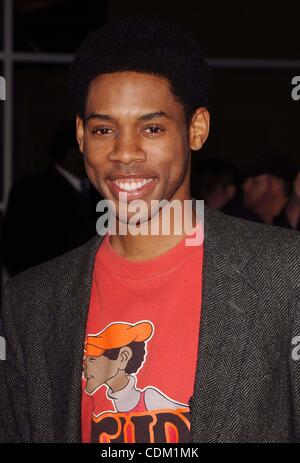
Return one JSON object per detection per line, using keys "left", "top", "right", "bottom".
{"left": 83, "top": 321, "right": 153, "bottom": 395}
{"left": 84, "top": 345, "right": 133, "bottom": 394}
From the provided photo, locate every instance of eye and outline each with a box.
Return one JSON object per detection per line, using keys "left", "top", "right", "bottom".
{"left": 92, "top": 127, "right": 115, "bottom": 136}
{"left": 143, "top": 125, "right": 165, "bottom": 135}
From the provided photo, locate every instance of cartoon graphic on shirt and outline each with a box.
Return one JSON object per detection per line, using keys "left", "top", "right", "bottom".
{"left": 83, "top": 321, "right": 191, "bottom": 443}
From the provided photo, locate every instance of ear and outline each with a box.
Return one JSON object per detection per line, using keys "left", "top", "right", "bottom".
{"left": 118, "top": 347, "right": 133, "bottom": 370}
{"left": 189, "top": 108, "right": 210, "bottom": 151}
{"left": 76, "top": 115, "right": 85, "bottom": 154}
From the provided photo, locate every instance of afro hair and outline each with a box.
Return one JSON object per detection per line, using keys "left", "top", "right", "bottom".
{"left": 69, "top": 17, "right": 209, "bottom": 125}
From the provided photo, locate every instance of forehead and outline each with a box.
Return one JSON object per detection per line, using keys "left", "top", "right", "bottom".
{"left": 253, "top": 174, "right": 269, "bottom": 181}
{"left": 85, "top": 71, "right": 184, "bottom": 118}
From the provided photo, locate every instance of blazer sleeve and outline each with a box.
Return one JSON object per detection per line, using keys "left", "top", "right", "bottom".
{"left": 0, "top": 279, "right": 31, "bottom": 442}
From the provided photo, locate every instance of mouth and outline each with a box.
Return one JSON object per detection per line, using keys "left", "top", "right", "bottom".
{"left": 107, "top": 175, "right": 157, "bottom": 201}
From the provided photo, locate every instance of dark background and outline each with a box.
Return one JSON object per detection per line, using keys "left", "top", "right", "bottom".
{"left": 1, "top": 0, "right": 300, "bottom": 202}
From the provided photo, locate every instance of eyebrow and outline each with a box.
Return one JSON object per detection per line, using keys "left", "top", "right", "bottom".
{"left": 85, "top": 111, "right": 170, "bottom": 123}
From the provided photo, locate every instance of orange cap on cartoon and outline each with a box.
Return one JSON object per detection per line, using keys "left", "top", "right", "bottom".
{"left": 85, "top": 322, "right": 153, "bottom": 357}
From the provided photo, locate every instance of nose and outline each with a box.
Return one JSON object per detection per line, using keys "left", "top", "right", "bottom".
{"left": 108, "top": 130, "right": 146, "bottom": 165}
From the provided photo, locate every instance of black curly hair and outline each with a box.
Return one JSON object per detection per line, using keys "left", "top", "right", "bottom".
{"left": 103, "top": 341, "right": 146, "bottom": 375}
{"left": 69, "top": 17, "right": 209, "bottom": 125}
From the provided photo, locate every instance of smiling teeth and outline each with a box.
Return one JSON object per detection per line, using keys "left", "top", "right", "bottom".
{"left": 113, "top": 178, "right": 153, "bottom": 191}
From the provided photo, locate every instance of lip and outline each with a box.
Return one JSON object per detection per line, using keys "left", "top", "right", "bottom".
{"left": 107, "top": 176, "right": 158, "bottom": 201}
{"left": 108, "top": 173, "right": 155, "bottom": 181}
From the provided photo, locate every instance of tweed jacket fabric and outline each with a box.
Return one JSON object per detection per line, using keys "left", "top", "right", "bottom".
{"left": 1, "top": 205, "right": 300, "bottom": 443}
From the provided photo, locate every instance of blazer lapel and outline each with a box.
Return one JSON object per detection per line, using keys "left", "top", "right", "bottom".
{"left": 45, "top": 232, "right": 104, "bottom": 442}
{"left": 190, "top": 207, "right": 259, "bottom": 442}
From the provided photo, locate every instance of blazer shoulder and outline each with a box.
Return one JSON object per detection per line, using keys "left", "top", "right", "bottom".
{"left": 1, "top": 234, "right": 102, "bottom": 306}
{"left": 207, "top": 206, "right": 300, "bottom": 249}
{"left": 206, "top": 207, "right": 300, "bottom": 281}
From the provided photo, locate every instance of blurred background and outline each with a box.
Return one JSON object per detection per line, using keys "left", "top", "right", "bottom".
{"left": 0, "top": 0, "right": 300, "bottom": 286}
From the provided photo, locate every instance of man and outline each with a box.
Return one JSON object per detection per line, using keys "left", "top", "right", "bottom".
{"left": 191, "top": 159, "right": 238, "bottom": 210}
{"left": 242, "top": 151, "right": 297, "bottom": 225}
{"left": 1, "top": 119, "right": 102, "bottom": 275}
{"left": 274, "top": 172, "right": 300, "bottom": 230}
{"left": 1, "top": 18, "right": 300, "bottom": 443}
{"left": 191, "top": 158, "right": 261, "bottom": 222}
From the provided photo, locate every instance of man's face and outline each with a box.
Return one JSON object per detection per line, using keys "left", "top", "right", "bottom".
{"left": 243, "top": 174, "right": 271, "bottom": 209}
{"left": 83, "top": 355, "right": 119, "bottom": 394}
{"left": 83, "top": 345, "right": 133, "bottom": 394}
{"left": 76, "top": 71, "right": 193, "bottom": 222}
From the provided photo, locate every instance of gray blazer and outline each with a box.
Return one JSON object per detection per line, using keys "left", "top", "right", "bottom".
{"left": 1, "top": 206, "right": 300, "bottom": 443}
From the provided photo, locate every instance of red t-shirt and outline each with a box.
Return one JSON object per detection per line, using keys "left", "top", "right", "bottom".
{"left": 81, "top": 225, "right": 204, "bottom": 443}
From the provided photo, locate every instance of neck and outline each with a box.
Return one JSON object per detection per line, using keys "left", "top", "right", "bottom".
{"left": 106, "top": 370, "right": 129, "bottom": 393}
{"left": 109, "top": 197, "right": 198, "bottom": 260}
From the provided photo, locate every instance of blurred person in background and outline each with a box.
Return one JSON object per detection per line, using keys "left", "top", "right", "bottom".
{"left": 191, "top": 158, "right": 261, "bottom": 222}
{"left": 1, "top": 119, "right": 102, "bottom": 276}
{"left": 274, "top": 172, "right": 300, "bottom": 230}
{"left": 242, "top": 151, "right": 297, "bottom": 227}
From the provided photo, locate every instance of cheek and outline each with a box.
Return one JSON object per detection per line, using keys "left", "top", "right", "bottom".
{"left": 244, "top": 181, "right": 250, "bottom": 191}
{"left": 158, "top": 137, "right": 187, "bottom": 170}
{"left": 82, "top": 138, "right": 109, "bottom": 181}
{"left": 155, "top": 157, "right": 183, "bottom": 188}
{"left": 83, "top": 132, "right": 114, "bottom": 162}
{"left": 83, "top": 160, "right": 97, "bottom": 186}
{"left": 246, "top": 184, "right": 254, "bottom": 196}
{"left": 169, "top": 144, "right": 190, "bottom": 178}
{"left": 246, "top": 183, "right": 256, "bottom": 198}
{"left": 82, "top": 159, "right": 108, "bottom": 199}
{"left": 256, "top": 183, "right": 266, "bottom": 195}
{"left": 83, "top": 137, "right": 103, "bottom": 164}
